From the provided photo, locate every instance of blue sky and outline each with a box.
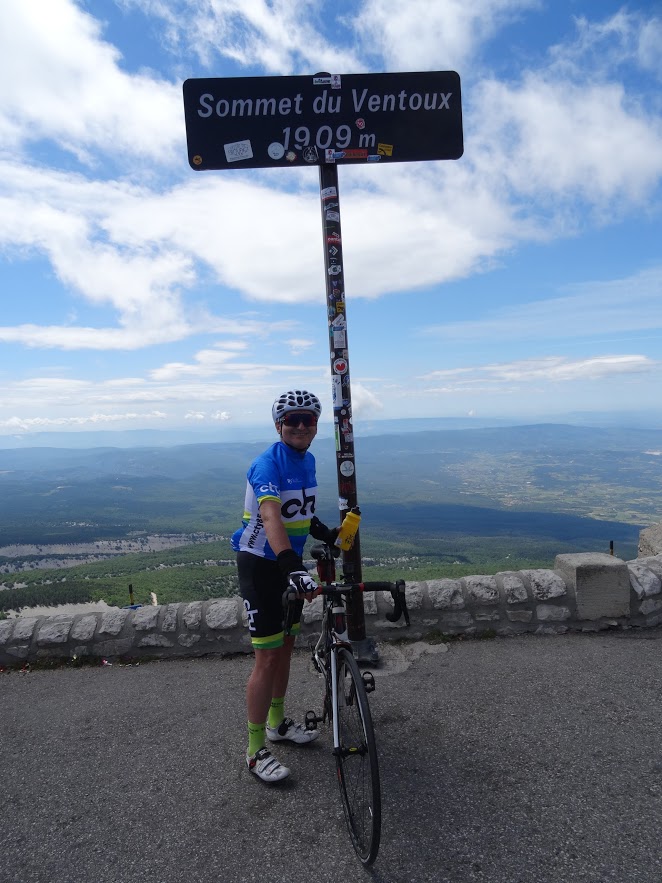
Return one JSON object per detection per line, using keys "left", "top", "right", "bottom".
{"left": 0, "top": 0, "right": 661, "bottom": 438}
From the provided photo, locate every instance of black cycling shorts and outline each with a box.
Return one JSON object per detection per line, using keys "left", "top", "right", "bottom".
{"left": 237, "top": 551, "right": 304, "bottom": 650}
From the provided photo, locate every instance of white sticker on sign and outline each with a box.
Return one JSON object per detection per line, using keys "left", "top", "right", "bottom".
{"left": 268, "top": 142, "right": 285, "bottom": 160}
{"left": 224, "top": 140, "right": 253, "bottom": 163}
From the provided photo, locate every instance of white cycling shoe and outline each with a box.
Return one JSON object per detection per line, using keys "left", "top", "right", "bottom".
{"left": 246, "top": 747, "right": 290, "bottom": 783}
{"left": 266, "top": 717, "right": 320, "bottom": 745}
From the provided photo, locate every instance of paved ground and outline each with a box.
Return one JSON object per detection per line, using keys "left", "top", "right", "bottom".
{"left": 2, "top": 630, "right": 662, "bottom": 883}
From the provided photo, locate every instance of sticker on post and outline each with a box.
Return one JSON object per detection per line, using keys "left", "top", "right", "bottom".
{"left": 331, "top": 75, "right": 341, "bottom": 89}
{"left": 331, "top": 375, "right": 342, "bottom": 407}
{"left": 377, "top": 143, "right": 394, "bottom": 156}
{"left": 340, "top": 460, "right": 355, "bottom": 477}
{"left": 224, "top": 140, "right": 253, "bottom": 163}
{"left": 321, "top": 187, "right": 337, "bottom": 200}
{"left": 268, "top": 142, "right": 285, "bottom": 160}
{"left": 325, "top": 149, "right": 336, "bottom": 163}
{"left": 339, "top": 148, "right": 368, "bottom": 160}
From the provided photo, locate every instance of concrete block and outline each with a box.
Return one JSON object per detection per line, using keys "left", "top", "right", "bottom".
{"left": 522, "top": 570, "right": 567, "bottom": 601}
{"left": 440, "top": 611, "right": 474, "bottom": 629}
{"left": 628, "top": 562, "right": 662, "bottom": 599}
{"left": 70, "top": 615, "right": 98, "bottom": 642}
{"left": 133, "top": 606, "right": 160, "bottom": 630}
{"left": 162, "top": 604, "right": 180, "bottom": 632}
{"left": 138, "top": 634, "right": 174, "bottom": 648}
{"left": 98, "top": 609, "right": 128, "bottom": 637}
{"left": 536, "top": 604, "right": 572, "bottom": 622}
{"left": 427, "top": 579, "right": 465, "bottom": 609}
{"left": 183, "top": 602, "right": 202, "bottom": 630}
{"left": 205, "top": 599, "right": 240, "bottom": 630}
{"left": 0, "top": 621, "right": 14, "bottom": 645}
{"left": 465, "top": 576, "right": 499, "bottom": 605}
{"left": 554, "top": 553, "right": 630, "bottom": 621}
{"left": 496, "top": 573, "right": 528, "bottom": 604}
{"left": 37, "top": 616, "right": 74, "bottom": 645}
{"left": 363, "top": 592, "right": 377, "bottom": 616}
{"left": 638, "top": 525, "right": 662, "bottom": 556}
{"left": 401, "top": 582, "right": 424, "bottom": 609}
{"left": 507, "top": 609, "right": 533, "bottom": 623}
{"left": 12, "top": 617, "right": 40, "bottom": 642}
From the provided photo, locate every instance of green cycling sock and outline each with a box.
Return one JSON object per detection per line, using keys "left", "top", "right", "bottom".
{"left": 248, "top": 721, "right": 266, "bottom": 757}
{"left": 268, "top": 697, "right": 285, "bottom": 730}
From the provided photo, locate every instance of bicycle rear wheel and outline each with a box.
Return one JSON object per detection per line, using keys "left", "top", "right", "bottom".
{"left": 334, "top": 647, "right": 381, "bottom": 865}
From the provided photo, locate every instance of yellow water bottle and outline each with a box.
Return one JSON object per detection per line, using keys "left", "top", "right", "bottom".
{"left": 335, "top": 507, "right": 361, "bottom": 551}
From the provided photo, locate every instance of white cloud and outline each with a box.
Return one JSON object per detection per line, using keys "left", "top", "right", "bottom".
{"left": 352, "top": 0, "right": 540, "bottom": 71}
{"left": 0, "top": 411, "right": 167, "bottom": 432}
{"left": 349, "top": 382, "right": 384, "bottom": 416}
{"left": 550, "top": 9, "right": 662, "bottom": 82}
{"left": 0, "top": 0, "right": 182, "bottom": 163}
{"left": 422, "top": 355, "right": 657, "bottom": 388}
{"left": 123, "top": 0, "right": 363, "bottom": 74}
{"left": 0, "top": 360, "right": 329, "bottom": 430}
{"left": 423, "top": 266, "right": 662, "bottom": 341}
{"left": 286, "top": 338, "right": 315, "bottom": 355}
{"left": 471, "top": 74, "right": 662, "bottom": 210}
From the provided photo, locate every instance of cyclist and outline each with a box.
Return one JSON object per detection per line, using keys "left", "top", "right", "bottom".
{"left": 232, "top": 389, "right": 338, "bottom": 783}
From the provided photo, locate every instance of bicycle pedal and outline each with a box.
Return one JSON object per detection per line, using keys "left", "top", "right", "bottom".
{"left": 362, "top": 671, "right": 376, "bottom": 694}
{"left": 305, "top": 710, "right": 320, "bottom": 731}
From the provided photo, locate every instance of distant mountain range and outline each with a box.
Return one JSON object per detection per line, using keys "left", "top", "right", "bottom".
{"left": 0, "top": 421, "right": 659, "bottom": 565}
{"left": 2, "top": 410, "right": 662, "bottom": 450}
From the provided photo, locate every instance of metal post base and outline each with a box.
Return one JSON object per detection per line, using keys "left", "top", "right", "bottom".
{"left": 351, "top": 636, "right": 379, "bottom": 665}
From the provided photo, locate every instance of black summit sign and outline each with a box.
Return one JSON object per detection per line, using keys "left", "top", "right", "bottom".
{"left": 183, "top": 71, "right": 463, "bottom": 170}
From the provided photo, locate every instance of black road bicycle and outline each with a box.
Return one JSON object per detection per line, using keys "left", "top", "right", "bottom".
{"left": 284, "top": 542, "right": 409, "bottom": 866}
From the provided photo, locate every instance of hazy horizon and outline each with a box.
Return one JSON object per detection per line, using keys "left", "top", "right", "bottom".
{"left": 2, "top": 409, "right": 662, "bottom": 451}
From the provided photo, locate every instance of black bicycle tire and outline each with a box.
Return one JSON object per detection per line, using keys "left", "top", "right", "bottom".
{"left": 334, "top": 647, "right": 382, "bottom": 865}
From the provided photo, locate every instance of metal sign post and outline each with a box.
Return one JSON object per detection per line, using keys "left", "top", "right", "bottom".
{"left": 182, "top": 70, "right": 463, "bottom": 661}
{"left": 318, "top": 160, "right": 371, "bottom": 656}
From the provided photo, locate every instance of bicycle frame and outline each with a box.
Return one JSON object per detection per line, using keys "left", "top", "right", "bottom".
{"left": 285, "top": 541, "right": 408, "bottom": 866}
{"left": 310, "top": 587, "right": 353, "bottom": 750}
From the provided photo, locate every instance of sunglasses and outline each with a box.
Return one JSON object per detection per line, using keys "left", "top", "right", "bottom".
{"left": 281, "top": 412, "right": 318, "bottom": 428}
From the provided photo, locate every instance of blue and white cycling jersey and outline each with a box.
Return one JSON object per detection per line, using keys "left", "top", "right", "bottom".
{"left": 231, "top": 441, "right": 318, "bottom": 559}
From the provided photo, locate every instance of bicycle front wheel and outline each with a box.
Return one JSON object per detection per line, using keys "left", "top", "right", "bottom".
{"left": 334, "top": 647, "right": 381, "bottom": 865}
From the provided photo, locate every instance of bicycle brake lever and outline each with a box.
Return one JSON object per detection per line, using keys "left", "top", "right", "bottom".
{"left": 385, "top": 580, "right": 410, "bottom": 626}
{"left": 282, "top": 588, "right": 299, "bottom": 632}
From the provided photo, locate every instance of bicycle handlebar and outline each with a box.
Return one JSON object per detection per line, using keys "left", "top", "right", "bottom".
{"left": 282, "top": 579, "right": 410, "bottom": 626}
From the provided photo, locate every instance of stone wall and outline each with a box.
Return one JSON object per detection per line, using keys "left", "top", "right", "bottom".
{"left": 2, "top": 548, "right": 662, "bottom": 668}
{"left": 639, "top": 523, "right": 662, "bottom": 557}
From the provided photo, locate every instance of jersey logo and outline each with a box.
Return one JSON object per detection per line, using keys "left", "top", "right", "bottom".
{"left": 281, "top": 488, "right": 316, "bottom": 519}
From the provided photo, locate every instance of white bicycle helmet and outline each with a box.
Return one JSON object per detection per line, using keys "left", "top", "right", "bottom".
{"left": 272, "top": 389, "right": 322, "bottom": 423}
